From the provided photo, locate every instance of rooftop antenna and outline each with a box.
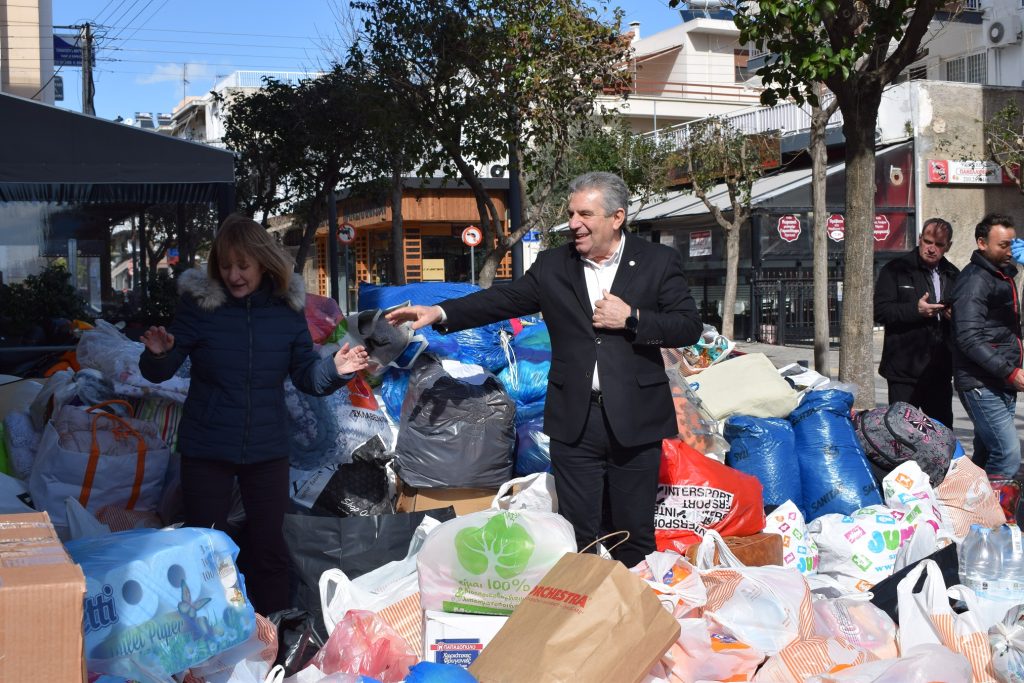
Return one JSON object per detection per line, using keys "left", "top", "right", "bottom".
{"left": 182, "top": 63, "right": 190, "bottom": 101}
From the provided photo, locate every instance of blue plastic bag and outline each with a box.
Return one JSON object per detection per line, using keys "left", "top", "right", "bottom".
{"left": 789, "top": 389, "right": 882, "bottom": 520}
{"left": 514, "top": 417, "right": 551, "bottom": 475}
{"left": 359, "top": 282, "right": 514, "bottom": 372}
{"left": 380, "top": 368, "right": 411, "bottom": 423}
{"left": 498, "top": 322, "right": 550, "bottom": 425}
{"left": 725, "top": 416, "right": 801, "bottom": 508}
{"left": 405, "top": 661, "right": 479, "bottom": 682}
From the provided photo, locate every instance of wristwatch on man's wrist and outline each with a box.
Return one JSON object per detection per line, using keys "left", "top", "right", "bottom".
{"left": 625, "top": 306, "right": 639, "bottom": 333}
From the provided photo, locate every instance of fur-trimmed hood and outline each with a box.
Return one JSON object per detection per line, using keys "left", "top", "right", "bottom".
{"left": 177, "top": 268, "right": 306, "bottom": 312}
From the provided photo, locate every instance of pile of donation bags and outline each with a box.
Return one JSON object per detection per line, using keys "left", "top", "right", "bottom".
{"left": 0, "top": 280, "right": 1022, "bottom": 682}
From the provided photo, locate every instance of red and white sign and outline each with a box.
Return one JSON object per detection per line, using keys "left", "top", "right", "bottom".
{"left": 689, "top": 230, "right": 712, "bottom": 257}
{"left": 462, "top": 225, "right": 483, "bottom": 247}
{"left": 337, "top": 222, "right": 356, "bottom": 244}
{"left": 827, "top": 214, "right": 845, "bottom": 242}
{"left": 927, "top": 159, "right": 1013, "bottom": 185}
{"left": 777, "top": 214, "right": 802, "bottom": 243}
{"left": 873, "top": 214, "right": 891, "bottom": 242}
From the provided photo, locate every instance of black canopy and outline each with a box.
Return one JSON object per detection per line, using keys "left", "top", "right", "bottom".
{"left": 0, "top": 92, "right": 234, "bottom": 207}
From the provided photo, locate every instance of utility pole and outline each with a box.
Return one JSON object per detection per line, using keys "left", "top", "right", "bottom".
{"left": 80, "top": 22, "right": 95, "bottom": 116}
{"left": 182, "top": 63, "right": 189, "bottom": 102}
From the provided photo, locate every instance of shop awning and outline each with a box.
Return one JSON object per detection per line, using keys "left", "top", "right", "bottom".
{"left": 0, "top": 92, "right": 235, "bottom": 206}
{"left": 628, "top": 141, "right": 914, "bottom": 224}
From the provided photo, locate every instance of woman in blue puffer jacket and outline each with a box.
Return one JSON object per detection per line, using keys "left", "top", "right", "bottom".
{"left": 139, "top": 214, "right": 368, "bottom": 614}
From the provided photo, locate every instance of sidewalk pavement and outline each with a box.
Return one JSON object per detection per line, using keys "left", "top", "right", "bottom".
{"left": 733, "top": 329, "right": 988, "bottom": 449}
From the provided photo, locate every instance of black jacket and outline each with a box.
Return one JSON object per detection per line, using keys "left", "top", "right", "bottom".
{"left": 437, "top": 234, "right": 703, "bottom": 447}
{"left": 874, "top": 249, "right": 959, "bottom": 383}
{"left": 950, "top": 250, "right": 1023, "bottom": 392}
{"left": 139, "top": 269, "right": 349, "bottom": 463}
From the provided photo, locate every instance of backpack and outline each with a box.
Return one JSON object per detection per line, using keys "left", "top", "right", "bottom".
{"left": 853, "top": 402, "right": 956, "bottom": 488}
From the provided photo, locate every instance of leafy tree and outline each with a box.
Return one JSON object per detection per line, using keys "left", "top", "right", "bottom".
{"left": 668, "top": 116, "right": 769, "bottom": 339}
{"left": 713, "top": 0, "right": 944, "bottom": 407}
{"left": 986, "top": 99, "right": 1024, "bottom": 192}
{"left": 216, "top": 79, "right": 305, "bottom": 224}
{"left": 219, "top": 69, "right": 380, "bottom": 272}
{"left": 525, "top": 117, "right": 673, "bottom": 244}
{"left": 350, "top": 0, "right": 628, "bottom": 287}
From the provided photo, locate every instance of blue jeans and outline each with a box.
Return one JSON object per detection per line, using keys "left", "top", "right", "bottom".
{"left": 958, "top": 386, "right": 1021, "bottom": 477}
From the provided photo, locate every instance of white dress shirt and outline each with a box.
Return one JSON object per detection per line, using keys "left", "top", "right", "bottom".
{"left": 583, "top": 232, "right": 626, "bottom": 392}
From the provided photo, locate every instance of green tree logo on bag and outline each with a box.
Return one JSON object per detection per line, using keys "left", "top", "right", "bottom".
{"left": 455, "top": 512, "right": 535, "bottom": 579}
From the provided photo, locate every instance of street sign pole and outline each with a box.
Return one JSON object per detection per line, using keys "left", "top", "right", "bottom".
{"left": 470, "top": 245, "right": 475, "bottom": 286}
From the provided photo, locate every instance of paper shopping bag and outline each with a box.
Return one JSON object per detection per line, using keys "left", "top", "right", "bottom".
{"left": 469, "top": 552, "right": 681, "bottom": 683}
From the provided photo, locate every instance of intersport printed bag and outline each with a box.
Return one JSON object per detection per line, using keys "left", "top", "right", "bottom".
{"left": 655, "top": 438, "right": 766, "bottom": 551}
{"left": 854, "top": 401, "right": 956, "bottom": 488}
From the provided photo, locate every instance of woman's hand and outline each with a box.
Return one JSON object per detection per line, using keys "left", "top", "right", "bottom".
{"left": 141, "top": 326, "right": 175, "bottom": 356}
{"left": 334, "top": 342, "right": 369, "bottom": 376}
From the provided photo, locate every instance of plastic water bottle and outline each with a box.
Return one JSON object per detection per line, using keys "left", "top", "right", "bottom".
{"left": 961, "top": 525, "right": 1002, "bottom": 598}
{"left": 959, "top": 524, "right": 983, "bottom": 585}
{"left": 996, "top": 524, "right": 1024, "bottom": 602}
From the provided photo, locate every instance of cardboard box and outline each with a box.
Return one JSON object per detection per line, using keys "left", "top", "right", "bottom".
{"left": 0, "top": 511, "right": 86, "bottom": 682}
{"left": 683, "top": 531, "right": 784, "bottom": 567}
{"left": 423, "top": 610, "right": 508, "bottom": 668}
{"left": 396, "top": 480, "right": 497, "bottom": 516}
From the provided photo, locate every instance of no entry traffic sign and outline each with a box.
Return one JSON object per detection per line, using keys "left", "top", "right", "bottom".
{"left": 462, "top": 225, "right": 483, "bottom": 247}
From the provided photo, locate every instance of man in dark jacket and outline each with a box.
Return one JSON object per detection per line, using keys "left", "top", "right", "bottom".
{"left": 874, "top": 218, "right": 959, "bottom": 426}
{"left": 951, "top": 213, "right": 1024, "bottom": 479}
{"left": 386, "top": 172, "right": 703, "bottom": 568}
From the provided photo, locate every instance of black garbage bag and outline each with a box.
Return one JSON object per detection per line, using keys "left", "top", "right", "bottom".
{"left": 284, "top": 507, "right": 456, "bottom": 641}
{"left": 393, "top": 355, "right": 514, "bottom": 488}
{"left": 291, "top": 436, "right": 394, "bottom": 517}
{"left": 266, "top": 608, "right": 323, "bottom": 676}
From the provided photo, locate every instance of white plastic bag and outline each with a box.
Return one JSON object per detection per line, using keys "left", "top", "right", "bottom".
{"left": 811, "top": 595, "right": 898, "bottom": 659}
{"left": 696, "top": 530, "right": 815, "bottom": 655}
{"left": 320, "top": 515, "right": 439, "bottom": 636}
{"left": 489, "top": 472, "right": 557, "bottom": 513}
{"left": 990, "top": 603, "right": 1024, "bottom": 683}
{"left": 630, "top": 550, "right": 707, "bottom": 618}
{"left": 417, "top": 509, "right": 576, "bottom": 614}
{"left": 897, "top": 559, "right": 998, "bottom": 683}
{"left": 803, "top": 643, "right": 972, "bottom": 683}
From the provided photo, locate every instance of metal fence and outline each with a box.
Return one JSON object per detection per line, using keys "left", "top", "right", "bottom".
{"left": 751, "top": 270, "right": 843, "bottom": 346}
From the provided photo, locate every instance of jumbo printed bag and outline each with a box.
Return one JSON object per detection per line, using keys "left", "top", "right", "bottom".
{"left": 765, "top": 500, "right": 820, "bottom": 576}
{"left": 808, "top": 506, "right": 912, "bottom": 593}
{"left": 655, "top": 438, "right": 765, "bottom": 551}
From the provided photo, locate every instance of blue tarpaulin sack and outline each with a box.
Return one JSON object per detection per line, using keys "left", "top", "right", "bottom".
{"left": 405, "top": 661, "right": 479, "bottom": 682}
{"left": 725, "top": 416, "right": 800, "bottom": 509}
{"left": 789, "top": 389, "right": 882, "bottom": 520}
{"left": 498, "top": 322, "right": 550, "bottom": 426}
{"left": 359, "top": 282, "right": 513, "bottom": 372}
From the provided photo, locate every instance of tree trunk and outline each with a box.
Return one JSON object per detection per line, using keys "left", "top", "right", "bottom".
{"left": 811, "top": 94, "right": 839, "bottom": 376}
{"left": 390, "top": 164, "right": 406, "bottom": 285}
{"left": 722, "top": 224, "right": 740, "bottom": 339}
{"left": 294, "top": 194, "right": 326, "bottom": 273}
{"left": 838, "top": 90, "right": 882, "bottom": 409}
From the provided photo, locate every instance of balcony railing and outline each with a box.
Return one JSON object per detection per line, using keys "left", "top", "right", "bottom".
{"left": 645, "top": 93, "right": 844, "bottom": 150}
{"left": 604, "top": 79, "right": 764, "bottom": 103}
{"left": 213, "top": 70, "right": 325, "bottom": 91}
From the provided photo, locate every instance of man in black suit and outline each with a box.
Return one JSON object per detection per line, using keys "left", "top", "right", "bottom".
{"left": 386, "top": 172, "right": 702, "bottom": 567}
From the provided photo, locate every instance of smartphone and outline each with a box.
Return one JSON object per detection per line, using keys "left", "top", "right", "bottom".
{"left": 939, "top": 300, "right": 951, "bottom": 308}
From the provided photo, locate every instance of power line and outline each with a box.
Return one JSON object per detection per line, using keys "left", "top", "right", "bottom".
{"left": 108, "top": 0, "right": 159, "bottom": 43}
{"left": 105, "top": 47, "right": 326, "bottom": 59}
{"left": 94, "top": 0, "right": 128, "bottom": 26}
{"left": 107, "top": 0, "right": 146, "bottom": 35}
{"left": 0, "top": 20, "right": 316, "bottom": 39}
{"left": 121, "top": 0, "right": 172, "bottom": 44}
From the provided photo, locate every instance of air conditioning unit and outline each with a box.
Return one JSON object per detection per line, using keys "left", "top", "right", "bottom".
{"left": 985, "top": 14, "right": 1023, "bottom": 46}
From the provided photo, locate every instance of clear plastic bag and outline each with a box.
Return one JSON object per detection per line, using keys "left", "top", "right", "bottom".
{"left": 662, "top": 362, "right": 729, "bottom": 456}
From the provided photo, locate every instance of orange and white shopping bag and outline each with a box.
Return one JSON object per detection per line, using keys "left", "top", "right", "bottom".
{"left": 896, "top": 559, "right": 997, "bottom": 683}
{"left": 697, "top": 530, "right": 816, "bottom": 655}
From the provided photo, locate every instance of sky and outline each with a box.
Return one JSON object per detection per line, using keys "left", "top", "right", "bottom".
{"left": 50, "top": 1, "right": 685, "bottom": 122}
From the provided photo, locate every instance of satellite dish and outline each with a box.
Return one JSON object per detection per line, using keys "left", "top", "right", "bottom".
{"left": 490, "top": 164, "right": 506, "bottom": 178}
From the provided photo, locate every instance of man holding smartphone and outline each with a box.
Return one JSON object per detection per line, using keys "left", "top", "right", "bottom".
{"left": 874, "top": 217, "right": 959, "bottom": 426}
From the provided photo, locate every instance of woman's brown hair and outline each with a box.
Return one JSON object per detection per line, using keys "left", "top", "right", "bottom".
{"left": 207, "top": 214, "right": 293, "bottom": 296}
